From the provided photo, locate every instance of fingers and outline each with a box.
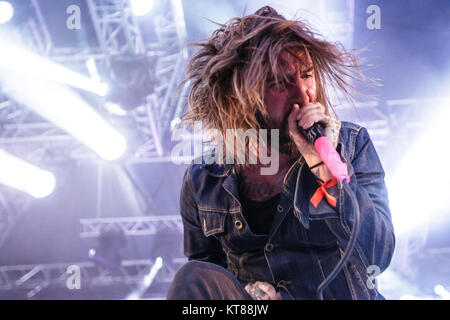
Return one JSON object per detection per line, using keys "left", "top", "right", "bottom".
{"left": 297, "top": 103, "right": 325, "bottom": 120}
{"left": 244, "top": 283, "right": 269, "bottom": 300}
{"left": 287, "top": 103, "right": 311, "bottom": 149}
{"left": 296, "top": 102, "right": 328, "bottom": 130}
{"left": 257, "top": 281, "right": 280, "bottom": 300}
{"left": 244, "top": 281, "right": 281, "bottom": 300}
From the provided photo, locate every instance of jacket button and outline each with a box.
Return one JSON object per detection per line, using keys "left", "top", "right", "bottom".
{"left": 277, "top": 204, "right": 283, "bottom": 212}
{"left": 234, "top": 219, "right": 243, "bottom": 230}
{"left": 265, "top": 243, "right": 274, "bottom": 252}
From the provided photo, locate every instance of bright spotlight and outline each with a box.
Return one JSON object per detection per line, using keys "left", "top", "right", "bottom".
{"left": 0, "top": 149, "right": 56, "bottom": 198}
{"left": 434, "top": 285, "right": 450, "bottom": 299}
{"left": 2, "top": 75, "right": 127, "bottom": 161}
{"left": 0, "top": 1, "right": 13, "bottom": 24}
{"left": 104, "top": 102, "right": 128, "bottom": 116}
{"left": 0, "top": 41, "right": 108, "bottom": 97}
{"left": 388, "top": 97, "right": 450, "bottom": 235}
{"left": 97, "top": 82, "right": 109, "bottom": 97}
{"left": 85, "top": 58, "right": 108, "bottom": 96}
{"left": 130, "top": 0, "right": 154, "bottom": 16}
{"left": 126, "top": 257, "right": 163, "bottom": 300}
{"left": 143, "top": 257, "right": 163, "bottom": 286}
{"left": 88, "top": 249, "right": 96, "bottom": 258}
{"left": 170, "top": 117, "right": 181, "bottom": 131}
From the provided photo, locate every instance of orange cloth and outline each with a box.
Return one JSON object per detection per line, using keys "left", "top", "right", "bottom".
{"left": 311, "top": 177, "right": 338, "bottom": 208}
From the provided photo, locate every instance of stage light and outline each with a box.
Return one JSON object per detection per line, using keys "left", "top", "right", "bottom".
{"left": 126, "top": 257, "right": 163, "bottom": 300}
{"left": 103, "top": 102, "right": 128, "bottom": 116}
{"left": 387, "top": 96, "right": 450, "bottom": 235}
{"left": 130, "top": 0, "right": 154, "bottom": 16}
{"left": 0, "top": 1, "right": 13, "bottom": 24}
{"left": 170, "top": 117, "right": 181, "bottom": 131}
{"left": 86, "top": 58, "right": 102, "bottom": 83}
{"left": 88, "top": 249, "right": 96, "bottom": 258}
{"left": 107, "top": 55, "right": 155, "bottom": 110}
{"left": 143, "top": 257, "right": 163, "bottom": 286}
{"left": 0, "top": 41, "right": 108, "bottom": 97}
{"left": 2, "top": 75, "right": 126, "bottom": 160}
{"left": 0, "top": 149, "right": 56, "bottom": 198}
{"left": 434, "top": 285, "right": 450, "bottom": 299}
{"left": 0, "top": 36, "right": 125, "bottom": 160}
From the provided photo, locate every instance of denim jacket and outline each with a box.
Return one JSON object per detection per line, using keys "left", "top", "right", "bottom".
{"left": 179, "top": 121, "right": 395, "bottom": 300}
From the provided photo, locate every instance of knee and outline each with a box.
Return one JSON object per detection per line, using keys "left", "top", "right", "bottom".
{"left": 173, "top": 260, "right": 210, "bottom": 282}
{"left": 167, "top": 260, "right": 213, "bottom": 299}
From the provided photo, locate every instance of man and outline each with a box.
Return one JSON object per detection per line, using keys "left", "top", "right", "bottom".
{"left": 167, "top": 6, "right": 395, "bottom": 300}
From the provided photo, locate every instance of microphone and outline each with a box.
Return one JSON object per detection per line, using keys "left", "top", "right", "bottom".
{"left": 298, "top": 122, "right": 350, "bottom": 183}
{"left": 298, "top": 122, "right": 326, "bottom": 145}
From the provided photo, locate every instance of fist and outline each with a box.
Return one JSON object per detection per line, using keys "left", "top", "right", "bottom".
{"left": 287, "top": 89, "right": 341, "bottom": 162}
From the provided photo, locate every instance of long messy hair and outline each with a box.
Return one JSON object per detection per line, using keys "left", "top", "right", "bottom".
{"left": 182, "top": 6, "right": 367, "bottom": 162}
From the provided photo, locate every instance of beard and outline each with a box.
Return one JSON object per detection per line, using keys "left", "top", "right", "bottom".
{"left": 257, "top": 112, "right": 301, "bottom": 159}
{"left": 279, "top": 129, "right": 301, "bottom": 158}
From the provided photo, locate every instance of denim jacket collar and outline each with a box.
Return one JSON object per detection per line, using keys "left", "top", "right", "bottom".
{"left": 199, "top": 163, "right": 233, "bottom": 177}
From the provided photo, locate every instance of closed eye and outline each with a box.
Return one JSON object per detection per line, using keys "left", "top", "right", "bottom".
{"left": 301, "top": 67, "right": 314, "bottom": 79}
{"left": 268, "top": 79, "right": 288, "bottom": 89}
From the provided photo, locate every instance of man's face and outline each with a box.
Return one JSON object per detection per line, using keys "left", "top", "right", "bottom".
{"left": 263, "top": 49, "right": 316, "bottom": 144}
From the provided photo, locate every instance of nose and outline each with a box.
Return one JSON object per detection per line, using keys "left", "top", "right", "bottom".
{"left": 290, "top": 77, "right": 311, "bottom": 106}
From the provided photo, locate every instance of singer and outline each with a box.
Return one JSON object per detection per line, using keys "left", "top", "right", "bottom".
{"left": 167, "top": 6, "right": 395, "bottom": 300}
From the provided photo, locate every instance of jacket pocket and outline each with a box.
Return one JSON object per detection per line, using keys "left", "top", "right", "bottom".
{"left": 198, "top": 210, "right": 227, "bottom": 237}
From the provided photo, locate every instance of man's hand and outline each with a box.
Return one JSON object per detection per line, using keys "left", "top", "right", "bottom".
{"left": 244, "top": 281, "right": 282, "bottom": 300}
{"left": 287, "top": 89, "right": 341, "bottom": 181}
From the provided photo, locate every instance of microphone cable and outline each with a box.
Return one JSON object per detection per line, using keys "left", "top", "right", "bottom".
{"left": 298, "top": 122, "right": 361, "bottom": 300}
{"left": 316, "top": 179, "right": 360, "bottom": 300}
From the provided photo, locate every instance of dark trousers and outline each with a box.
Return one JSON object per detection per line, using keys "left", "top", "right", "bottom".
{"left": 166, "top": 260, "right": 254, "bottom": 300}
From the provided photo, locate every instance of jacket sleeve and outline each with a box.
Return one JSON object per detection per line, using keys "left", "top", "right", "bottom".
{"left": 332, "top": 126, "right": 395, "bottom": 273}
{"left": 180, "top": 166, "right": 228, "bottom": 268}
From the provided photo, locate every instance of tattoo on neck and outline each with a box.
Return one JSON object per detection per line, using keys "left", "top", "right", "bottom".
{"left": 240, "top": 182, "right": 277, "bottom": 199}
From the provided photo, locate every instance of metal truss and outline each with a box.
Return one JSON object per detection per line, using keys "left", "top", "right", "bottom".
{"left": 87, "top": 0, "right": 146, "bottom": 57}
{"left": 0, "top": 257, "right": 187, "bottom": 298}
{"left": 79, "top": 215, "right": 183, "bottom": 237}
{"left": 24, "top": 0, "right": 53, "bottom": 56}
{"left": 0, "top": 0, "right": 188, "bottom": 163}
{"left": 133, "top": 0, "right": 189, "bottom": 159}
{"left": 0, "top": 2, "right": 188, "bottom": 249}
{"left": 0, "top": 188, "right": 34, "bottom": 252}
{"left": 86, "top": 0, "right": 188, "bottom": 160}
{"left": 335, "top": 96, "right": 449, "bottom": 152}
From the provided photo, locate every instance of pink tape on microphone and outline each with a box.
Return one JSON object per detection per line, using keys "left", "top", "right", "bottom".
{"left": 314, "top": 136, "right": 350, "bottom": 183}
